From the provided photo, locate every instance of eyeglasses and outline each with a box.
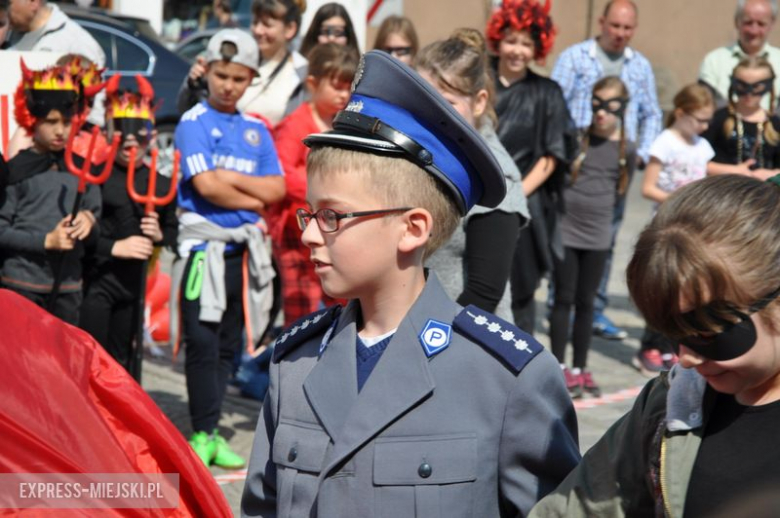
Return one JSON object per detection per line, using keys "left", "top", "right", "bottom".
{"left": 382, "top": 46, "right": 413, "bottom": 57}
{"left": 319, "top": 26, "right": 347, "bottom": 39}
{"left": 296, "top": 207, "right": 412, "bottom": 233}
{"left": 678, "top": 285, "right": 780, "bottom": 361}
{"left": 685, "top": 112, "right": 712, "bottom": 125}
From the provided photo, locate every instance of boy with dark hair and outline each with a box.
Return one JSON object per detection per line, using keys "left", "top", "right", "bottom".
{"left": 175, "top": 28, "right": 285, "bottom": 469}
{"left": 0, "top": 60, "right": 100, "bottom": 325}
{"left": 241, "top": 51, "right": 580, "bottom": 518}
{"left": 80, "top": 75, "right": 178, "bottom": 373}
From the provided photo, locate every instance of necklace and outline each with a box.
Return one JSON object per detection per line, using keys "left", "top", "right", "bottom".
{"left": 736, "top": 115, "right": 765, "bottom": 168}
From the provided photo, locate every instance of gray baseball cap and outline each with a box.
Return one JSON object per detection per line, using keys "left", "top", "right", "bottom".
{"left": 204, "top": 28, "right": 259, "bottom": 72}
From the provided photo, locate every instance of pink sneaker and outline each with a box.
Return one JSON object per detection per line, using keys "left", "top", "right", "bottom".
{"left": 563, "top": 368, "right": 583, "bottom": 399}
{"left": 581, "top": 370, "right": 602, "bottom": 398}
{"left": 632, "top": 349, "right": 664, "bottom": 376}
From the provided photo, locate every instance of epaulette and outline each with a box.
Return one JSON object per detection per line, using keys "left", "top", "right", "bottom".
{"left": 453, "top": 305, "right": 542, "bottom": 375}
{"left": 272, "top": 305, "right": 341, "bottom": 363}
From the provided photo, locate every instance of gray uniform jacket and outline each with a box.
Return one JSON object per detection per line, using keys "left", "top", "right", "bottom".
{"left": 242, "top": 274, "right": 581, "bottom": 518}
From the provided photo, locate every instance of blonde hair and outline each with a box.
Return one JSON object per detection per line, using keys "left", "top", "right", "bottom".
{"left": 571, "top": 76, "right": 630, "bottom": 195}
{"left": 627, "top": 174, "right": 780, "bottom": 339}
{"left": 306, "top": 147, "right": 461, "bottom": 259}
{"left": 724, "top": 56, "right": 779, "bottom": 146}
{"left": 667, "top": 83, "right": 714, "bottom": 128}
{"left": 413, "top": 28, "right": 498, "bottom": 129}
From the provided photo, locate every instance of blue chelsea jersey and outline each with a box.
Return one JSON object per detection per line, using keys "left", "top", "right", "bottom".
{"left": 175, "top": 101, "right": 283, "bottom": 229}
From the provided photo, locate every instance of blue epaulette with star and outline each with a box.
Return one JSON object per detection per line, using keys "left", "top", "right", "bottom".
{"left": 272, "top": 306, "right": 342, "bottom": 363}
{"left": 453, "top": 305, "right": 543, "bottom": 375}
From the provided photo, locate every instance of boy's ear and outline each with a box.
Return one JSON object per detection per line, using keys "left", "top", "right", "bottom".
{"left": 397, "top": 208, "right": 433, "bottom": 254}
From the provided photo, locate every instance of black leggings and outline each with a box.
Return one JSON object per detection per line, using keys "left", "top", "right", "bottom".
{"left": 80, "top": 276, "right": 140, "bottom": 370}
{"left": 550, "top": 246, "right": 609, "bottom": 368}
{"left": 181, "top": 252, "right": 245, "bottom": 433}
{"left": 457, "top": 211, "right": 520, "bottom": 312}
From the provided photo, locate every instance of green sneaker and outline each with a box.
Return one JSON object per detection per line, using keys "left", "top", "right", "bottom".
{"left": 189, "top": 431, "right": 216, "bottom": 466}
{"left": 212, "top": 431, "right": 245, "bottom": 469}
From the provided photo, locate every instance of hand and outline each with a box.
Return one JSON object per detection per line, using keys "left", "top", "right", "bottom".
{"left": 188, "top": 56, "right": 207, "bottom": 84}
{"left": 140, "top": 212, "right": 163, "bottom": 243}
{"left": 67, "top": 210, "right": 96, "bottom": 241}
{"left": 44, "top": 216, "right": 76, "bottom": 251}
{"left": 749, "top": 168, "right": 778, "bottom": 181}
{"left": 734, "top": 159, "right": 756, "bottom": 175}
{"left": 111, "top": 235, "right": 154, "bottom": 260}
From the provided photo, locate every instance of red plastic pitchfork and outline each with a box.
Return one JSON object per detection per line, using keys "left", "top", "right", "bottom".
{"left": 47, "top": 116, "right": 121, "bottom": 311}
{"left": 126, "top": 146, "right": 179, "bottom": 382}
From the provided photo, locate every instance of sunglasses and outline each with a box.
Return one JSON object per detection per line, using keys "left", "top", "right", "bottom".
{"left": 591, "top": 95, "right": 628, "bottom": 116}
{"left": 730, "top": 76, "right": 775, "bottom": 97}
{"left": 382, "top": 46, "right": 413, "bottom": 57}
{"left": 319, "top": 26, "right": 347, "bottom": 39}
{"left": 296, "top": 207, "right": 412, "bottom": 233}
{"left": 678, "top": 285, "right": 780, "bottom": 361}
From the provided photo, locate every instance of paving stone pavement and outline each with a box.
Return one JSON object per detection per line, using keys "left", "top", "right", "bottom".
{"left": 142, "top": 176, "right": 657, "bottom": 515}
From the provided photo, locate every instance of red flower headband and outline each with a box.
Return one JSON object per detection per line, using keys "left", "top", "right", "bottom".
{"left": 486, "top": 0, "right": 556, "bottom": 61}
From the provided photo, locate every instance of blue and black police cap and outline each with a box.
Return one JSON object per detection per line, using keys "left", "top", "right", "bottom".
{"left": 303, "top": 50, "right": 506, "bottom": 215}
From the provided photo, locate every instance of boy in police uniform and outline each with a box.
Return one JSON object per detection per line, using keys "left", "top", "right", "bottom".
{"left": 241, "top": 51, "right": 580, "bottom": 518}
{"left": 175, "top": 28, "right": 284, "bottom": 469}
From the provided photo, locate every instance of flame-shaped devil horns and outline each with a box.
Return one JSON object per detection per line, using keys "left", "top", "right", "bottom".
{"left": 135, "top": 74, "right": 155, "bottom": 100}
{"left": 105, "top": 74, "right": 122, "bottom": 98}
{"left": 20, "top": 58, "right": 33, "bottom": 82}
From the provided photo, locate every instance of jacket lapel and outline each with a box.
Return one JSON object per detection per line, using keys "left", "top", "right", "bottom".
{"left": 320, "top": 273, "right": 460, "bottom": 476}
{"left": 303, "top": 302, "right": 359, "bottom": 440}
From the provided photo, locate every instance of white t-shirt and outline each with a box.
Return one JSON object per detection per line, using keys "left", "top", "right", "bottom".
{"left": 649, "top": 129, "right": 715, "bottom": 194}
{"left": 237, "top": 52, "right": 305, "bottom": 126}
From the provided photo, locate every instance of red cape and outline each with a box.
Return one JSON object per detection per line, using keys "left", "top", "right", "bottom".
{"left": 0, "top": 289, "right": 231, "bottom": 516}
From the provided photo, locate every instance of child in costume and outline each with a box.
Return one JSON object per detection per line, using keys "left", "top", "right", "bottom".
{"left": 0, "top": 60, "right": 101, "bottom": 325}
{"left": 531, "top": 173, "right": 780, "bottom": 517}
{"left": 551, "top": 76, "right": 636, "bottom": 398}
{"left": 704, "top": 56, "right": 780, "bottom": 181}
{"left": 80, "top": 75, "right": 178, "bottom": 372}
{"left": 241, "top": 50, "right": 580, "bottom": 518}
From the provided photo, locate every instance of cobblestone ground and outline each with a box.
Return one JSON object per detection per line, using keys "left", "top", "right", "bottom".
{"left": 143, "top": 176, "right": 656, "bottom": 515}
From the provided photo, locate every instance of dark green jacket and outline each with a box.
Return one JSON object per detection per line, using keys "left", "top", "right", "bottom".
{"left": 530, "top": 366, "right": 717, "bottom": 518}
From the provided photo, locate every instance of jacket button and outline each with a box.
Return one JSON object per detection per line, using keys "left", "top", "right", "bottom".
{"left": 288, "top": 447, "right": 298, "bottom": 462}
{"left": 418, "top": 462, "right": 432, "bottom": 478}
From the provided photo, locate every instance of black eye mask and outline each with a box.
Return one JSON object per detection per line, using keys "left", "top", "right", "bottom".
{"left": 26, "top": 90, "right": 79, "bottom": 119}
{"left": 730, "top": 76, "right": 775, "bottom": 97}
{"left": 113, "top": 117, "right": 153, "bottom": 146}
{"left": 591, "top": 95, "right": 628, "bottom": 117}
{"left": 677, "top": 286, "right": 780, "bottom": 362}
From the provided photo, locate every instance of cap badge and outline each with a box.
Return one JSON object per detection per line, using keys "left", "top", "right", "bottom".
{"left": 345, "top": 100, "right": 364, "bottom": 113}
{"left": 351, "top": 55, "right": 366, "bottom": 93}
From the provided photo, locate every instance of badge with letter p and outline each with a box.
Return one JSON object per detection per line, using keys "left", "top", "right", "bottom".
{"left": 419, "top": 320, "right": 452, "bottom": 357}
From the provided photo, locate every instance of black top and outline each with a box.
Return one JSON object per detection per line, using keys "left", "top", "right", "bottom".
{"left": 84, "top": 161, "right": 178, "bottom": 296}
{"left": 0, "top": 152, "right": 8, "bottom": 195}
{"left": 494, "top": 68, "right": 575, "bottom": 273}
{"left": 494, "top": 68, "right": 575, "bottom": 185}
{"left": 684, "top": 392, "right": 780, "bottom": 516}
{"left": 702, "top": 107, "right": 780, "bottom": 168}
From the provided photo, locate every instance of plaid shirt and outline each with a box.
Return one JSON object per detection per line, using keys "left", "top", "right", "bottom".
{"left": 551, "top": 39, "right": 662, "bottom": 163}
